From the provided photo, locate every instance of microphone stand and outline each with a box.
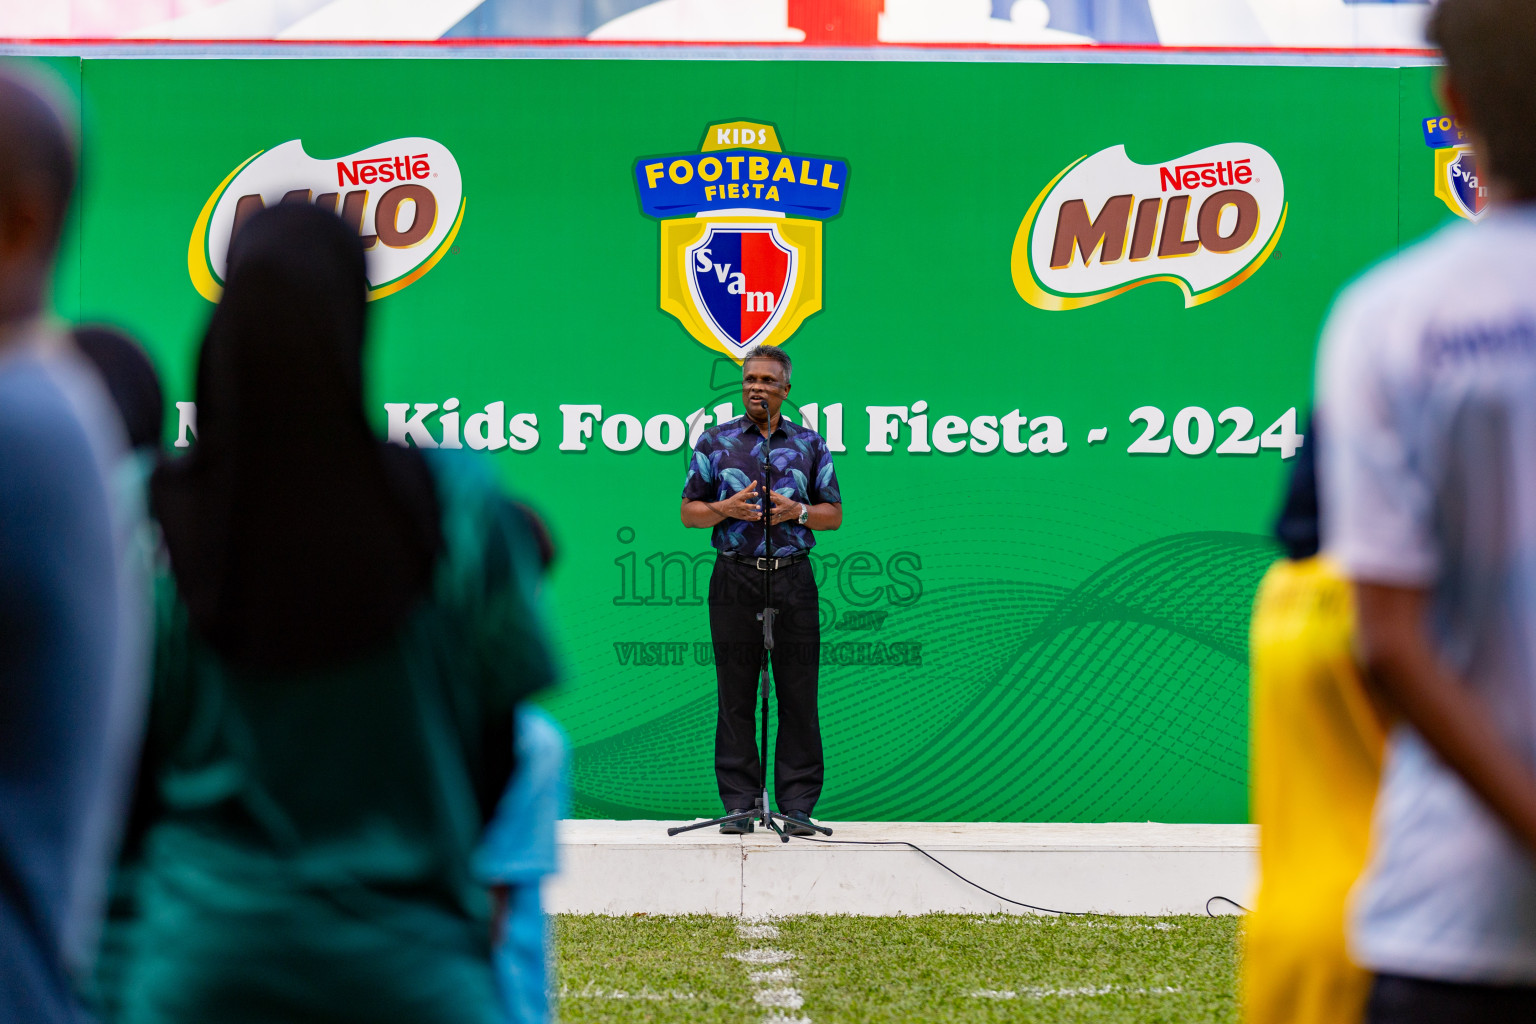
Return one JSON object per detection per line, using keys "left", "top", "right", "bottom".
{"left": 669, "top": 404, "right": 833, "bottom": 843}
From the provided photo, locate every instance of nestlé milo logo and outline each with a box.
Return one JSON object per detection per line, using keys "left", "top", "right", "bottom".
{"left": 1011, "top": 142, "right": 1285, "bottom": 310}
{"left": 188, "top": 137, "right": 465, "bottom": 303}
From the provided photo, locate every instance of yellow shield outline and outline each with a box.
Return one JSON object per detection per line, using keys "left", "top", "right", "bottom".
{"left": 1434, "top": 146, "right": 1484, "bottom": 222}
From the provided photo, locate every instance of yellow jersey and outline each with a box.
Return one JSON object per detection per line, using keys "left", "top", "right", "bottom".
{"left": 1244, "top": 556, "right": 1384, "bottom": 1024}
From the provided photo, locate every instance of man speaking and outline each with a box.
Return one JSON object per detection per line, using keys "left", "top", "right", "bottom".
{"left": 680, "top": 345, "right": 842, "bottom": 836}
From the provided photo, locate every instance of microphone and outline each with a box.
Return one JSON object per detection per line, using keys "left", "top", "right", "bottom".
{"left": 761, "top": 436, "right": 772, "bottom": 532}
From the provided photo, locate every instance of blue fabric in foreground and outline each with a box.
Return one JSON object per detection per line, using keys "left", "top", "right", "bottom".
{"left": 0, "top": 355, "right": 121, "bottom": 1024}
{"left": 476, "top": 708, "right": 569, "bottom": 1024}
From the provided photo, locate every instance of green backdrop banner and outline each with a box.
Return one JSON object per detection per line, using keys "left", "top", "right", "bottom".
{"left": 57, "top": 58, "right": 1456, "bottom": 823}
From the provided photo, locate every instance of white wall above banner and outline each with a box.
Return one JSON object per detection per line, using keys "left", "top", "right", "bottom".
{"left": 125, "top": 0, "right": 334, "bottom": 40}
{"left": 590, "top": 0, "right": 1089, "bottom": 45}
{"left": 0, "top": 0, "right": 1430, "bottom": 48}
{"left": 279, "top": 0, "right": 487, "bottom": 39}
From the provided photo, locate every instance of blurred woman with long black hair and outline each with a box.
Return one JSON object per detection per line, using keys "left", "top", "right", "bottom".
{"left": 120, "top": 203, "right": 555, "bottom": 1024}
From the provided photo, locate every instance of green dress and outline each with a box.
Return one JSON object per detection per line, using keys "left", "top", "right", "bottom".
{"left": 119, "top": 453, "right": 556, "bottom": 1024}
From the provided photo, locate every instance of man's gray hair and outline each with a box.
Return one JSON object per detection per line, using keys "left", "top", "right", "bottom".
{"left": 741, "top": 345, "right": 791, "bottom": 382}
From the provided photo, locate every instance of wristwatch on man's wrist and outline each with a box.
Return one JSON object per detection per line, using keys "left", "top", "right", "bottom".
{"left": 797, "top": 503, "right": 810, "bottom": 525}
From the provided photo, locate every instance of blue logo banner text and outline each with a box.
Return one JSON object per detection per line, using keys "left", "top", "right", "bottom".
{"left": 635, "top": 149, "right": 849, "bottom": 219}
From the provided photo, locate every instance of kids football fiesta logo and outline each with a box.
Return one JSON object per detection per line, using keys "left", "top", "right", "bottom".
{"left": 1422, "top": 115, "right": 1486, "bottom": 222}
{"left": 188, "top": 137, "right": 465, "bottom": 302}
{"left": 634, "top": 121, "right": 848, "bottom": 359}
{"left": 1011, "top": 143, "right": 1286, "bottom": 310}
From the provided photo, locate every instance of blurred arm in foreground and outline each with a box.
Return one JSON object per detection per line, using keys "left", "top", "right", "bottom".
{"left": 1353, "top": 585, "right": 1536, "bottom": 853}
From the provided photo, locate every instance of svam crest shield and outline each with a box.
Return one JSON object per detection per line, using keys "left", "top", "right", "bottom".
{"left": 657, "top": 215, "right": 823, "bottom": 359}
{"left": 684, "top": 223, "right": 798, "bottom": 355}
{"left": 1448, "top": 150, "right": 1487, "bottom": 219}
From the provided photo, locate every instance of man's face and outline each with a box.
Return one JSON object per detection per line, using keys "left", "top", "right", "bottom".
{"left": 742, "top": 357, "right": 790, "bottom": 424}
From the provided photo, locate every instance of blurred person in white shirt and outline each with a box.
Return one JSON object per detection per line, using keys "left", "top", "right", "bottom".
{"left": 1318, "top": 1, "right": 1536, "bottom": 1020}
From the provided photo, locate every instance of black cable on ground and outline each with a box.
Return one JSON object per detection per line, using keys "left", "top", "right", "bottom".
{"left": 786, "top": 833, "right": 1098, "bottom": 916}
{"left": 1205, "top": 895, "right": 1251, "bottom": 916}
{"left": 787, "top": 833, "right": 1249, "bottom": 920}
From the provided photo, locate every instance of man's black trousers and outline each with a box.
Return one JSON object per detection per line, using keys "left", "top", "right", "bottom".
{"left": 708, "top": 555, "right": 823, "bottom": 814}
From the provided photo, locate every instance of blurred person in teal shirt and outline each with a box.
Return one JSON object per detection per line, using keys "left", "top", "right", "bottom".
{"left": 120, "top": 203, "right": 557, "bottom": 1024}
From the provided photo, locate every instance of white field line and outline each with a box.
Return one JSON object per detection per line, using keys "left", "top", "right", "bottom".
{"left": 971, "top": 984, "right": 1184, "bottom": 999}
{"left": 729, "top": 948, "right": 796, "bottom": 965}
{"left": 969, "top": 918, "right": 1180, "bottom": 930}
{"left": 731, "top": 922, "right": 810, "bottom": 1022}
{"left": 557, "top": 982, "right": 705, "bottom": 1001}
{"left": 755, "top": 988, "right": 806, "bottom": 1009}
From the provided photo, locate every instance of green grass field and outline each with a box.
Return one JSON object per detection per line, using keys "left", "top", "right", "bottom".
{"left": 555, "top": 913, "right": 1240, "bottom": 1023}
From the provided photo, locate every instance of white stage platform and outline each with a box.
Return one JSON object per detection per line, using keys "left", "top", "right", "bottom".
{"left": 547, "top": 820, "right": 1257, "bottom": 917}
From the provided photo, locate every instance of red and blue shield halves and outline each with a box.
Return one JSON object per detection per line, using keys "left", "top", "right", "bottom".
{"left": 687, "top": 225, "right": 796, "bottom": 353}
{"left": 1450, "top": 150, "right": 1487, "bottom": 219}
